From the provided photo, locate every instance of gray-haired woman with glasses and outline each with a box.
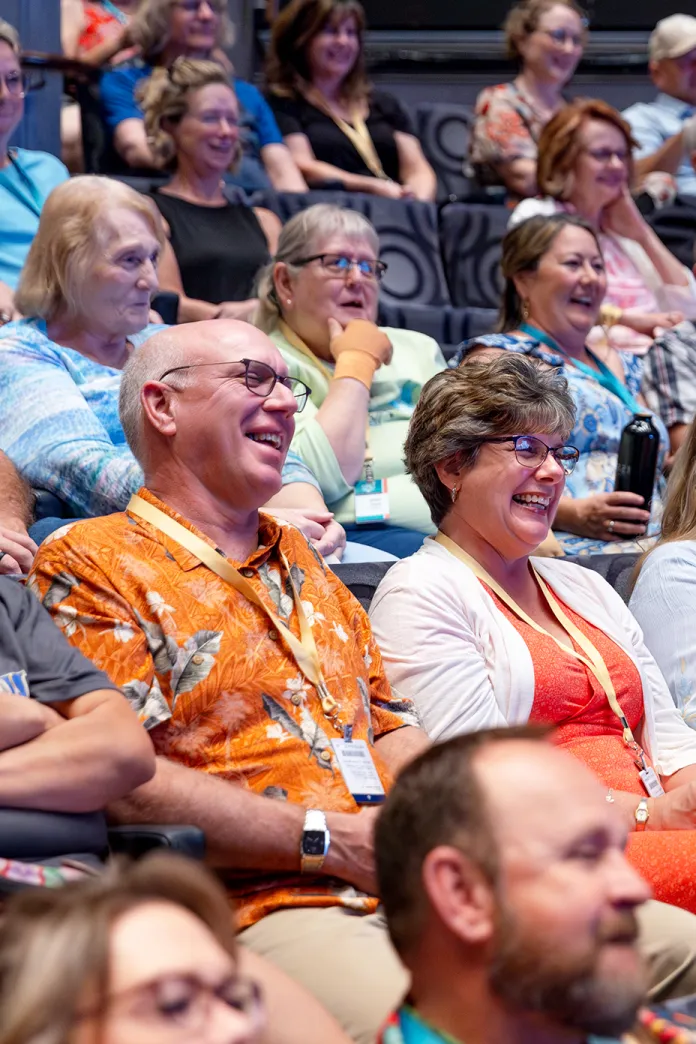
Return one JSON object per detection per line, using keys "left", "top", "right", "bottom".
{"left": 0, "top": 19, "right": 69, "bottom": 323}
{"left": 254, "top": 203, "right": 446, "bottom": 559}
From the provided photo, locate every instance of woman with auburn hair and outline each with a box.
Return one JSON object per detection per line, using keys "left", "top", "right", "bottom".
{"left": 452, "top": 213, "right": 668, "bottom": 556}
{"left": 264, "top": 0, "right": 436, "bottom": 200}
{"left": 469, "top": 0, "right": 586, "bottom": 199}
{"left": 369, "top": 351, "right": 696, "bottom": 915}
{"left": 0, "top": 853, "right": 353, "bottom": 1044}
{"left": 511, "top": 96, "right": 696, "bottom": 353}
{"left": 99, "top": 0, "right": 306, "bottom": 191}
{"left": 139, "top": 58, "right": 281, "bottom": 322}
{"left": 630, "top": 419, "right": 696, "bottom": 723}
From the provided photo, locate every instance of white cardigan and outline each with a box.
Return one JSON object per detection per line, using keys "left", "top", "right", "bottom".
{"left": 369, "top": 539, "right": 696, "bottom": 777}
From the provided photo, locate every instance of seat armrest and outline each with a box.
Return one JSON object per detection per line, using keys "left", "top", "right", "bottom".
{"left": 108, "top": 825, "right": 206, "bottom": 860}
{"left": 0, "top": 809, "right": 109, "bottom": 860}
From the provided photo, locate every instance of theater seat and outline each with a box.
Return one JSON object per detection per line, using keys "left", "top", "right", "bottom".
{"left": 413, "top": 102, "right": 476, "bottom": 203}
{"left": 439, "top": 202, "right": 509, "bottom": 309}
{"left": 334, "top": 553, "right": 639, "bottom": 613}
{"left": 0, "top": 808, "right": 205, "bottom": 891}
{"left": 253, "top": 190, "right": 452, "bottom": 308}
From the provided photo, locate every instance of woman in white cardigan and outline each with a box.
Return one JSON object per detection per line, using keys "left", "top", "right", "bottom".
{"left": 370, "top": 352, "right": 696, "bottom": 913}
{"left": 510, "top": 97, "right": 696, "bottom": 355}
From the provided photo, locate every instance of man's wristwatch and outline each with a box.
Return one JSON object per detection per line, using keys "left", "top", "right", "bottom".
{"left": 635, "top": 798, "right": 650, "bottom": 832}
{"left": 300, "top": 809, "right": 330, "bottom": 873}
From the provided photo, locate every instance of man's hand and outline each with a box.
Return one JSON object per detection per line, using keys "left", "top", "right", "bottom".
{"left": 0, "top": 692, "right": 62, "bottom": 752}
{"left": 0, "top": 525, "right": 38, "bottom": 576}
{"left": 322, "top": 807, "right": 379, "bottom": 895}
{"left": 265, "top": 508, "right": 347, "bottom": 559}
{"left": 0, "top": 281, "right": 20, "bottom": 324}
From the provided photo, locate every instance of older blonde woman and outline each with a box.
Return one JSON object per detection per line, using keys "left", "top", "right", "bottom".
{"left": 139, "top": 58, "right": 281, "bottom": 322}
{"left": 369, "top": 352, "right": 696, "bottom": 915}
{"left": 0, "top": 177, "right": 339, "bottom": 554}
{"left": 100, "top": 0, "right": 306, "bottom": 191}
{"left": 254, "top": 203, "right": 446, "bottom": 557}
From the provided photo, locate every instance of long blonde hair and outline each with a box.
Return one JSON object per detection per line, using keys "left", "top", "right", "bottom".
{"left": 0, "top": 854, "right": 238, "bottom": 1044}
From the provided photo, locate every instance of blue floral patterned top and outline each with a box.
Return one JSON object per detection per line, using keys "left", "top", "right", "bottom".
{"left": 0, "top": 319, "right": 320, "bottom": 519}
{"left": 453, "top": 333, "right": 668, "bottom": 557}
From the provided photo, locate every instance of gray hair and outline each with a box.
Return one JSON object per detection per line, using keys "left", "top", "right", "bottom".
{"left": 253, "top": 203, "right": 379, "bottom": 333}
{"left": 0, "top": 18, "right": 20, "bottom": 53}
{"left": 405, "top": 353, "right": 576, "bottom": 527}
{"left": 130, "top": 0, "right": 235, "bottom": 61}
{"left": 119, "top": 331, "right": 201, "bottom": 463}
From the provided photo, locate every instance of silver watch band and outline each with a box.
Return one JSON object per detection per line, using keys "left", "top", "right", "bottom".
{"left": 301, "top": 809, "right": 330, "bottom": 874}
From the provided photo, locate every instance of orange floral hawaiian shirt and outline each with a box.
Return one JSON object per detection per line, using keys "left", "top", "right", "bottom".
{"left": 29, "top": 488, "right": 419, "bottom": 928}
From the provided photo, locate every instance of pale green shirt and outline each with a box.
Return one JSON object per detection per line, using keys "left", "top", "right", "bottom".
{"left": 268, "top": 325, "right": 446, "bottom": 532}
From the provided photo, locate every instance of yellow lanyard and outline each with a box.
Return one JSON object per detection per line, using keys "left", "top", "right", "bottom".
{"left": 278, "top": 321, "right": 374, "bottom": 475}
{"left": 434, "top": 532, "right": 647, "bottom": 761}
{"left": 303, "top": 88, "right": 389, "bottom": 181}
{"left": 128, "top": 495, "right": 341, "bottom": 724}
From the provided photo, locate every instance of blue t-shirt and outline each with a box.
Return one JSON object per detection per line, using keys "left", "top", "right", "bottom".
{"left": 623, "top": 92, "right": 696, "bottom": 198}
{"left": 0, "top": 149, "right": 68, "bottom": 290}
{"left": 100, "top": 62, "right": 283, "bottom": 178}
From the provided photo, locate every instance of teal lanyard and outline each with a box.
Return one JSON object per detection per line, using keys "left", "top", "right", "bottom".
{"left": 519, "top": 322, "right": 643, "bottom": 415}
{"left": 0, "top": 151, "right": 43, "bottom": 217}
{"left": 101, "top": 0, "right": 129, "bottom": 24}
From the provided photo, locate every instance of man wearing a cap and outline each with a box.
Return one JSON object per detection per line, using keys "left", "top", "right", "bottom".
{"left": 623, "top": 14, "right": 696, "bottom": 198}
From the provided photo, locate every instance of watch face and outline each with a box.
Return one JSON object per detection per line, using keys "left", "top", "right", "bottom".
{"left": 302, "top": 830, "right": 325, "bottom": 856}
{"left": 636, "top": 807, "right": 649, "bottom": 823}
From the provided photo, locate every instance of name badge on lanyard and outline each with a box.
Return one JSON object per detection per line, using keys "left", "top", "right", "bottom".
{"left": 331, "top": 728, "right": 386, "bottom": 805}
{"left": 354, "top": 460, "right": 389, "bottom": 525}
{"left": 639, "top": 766, "right": 665, "bottom": 798}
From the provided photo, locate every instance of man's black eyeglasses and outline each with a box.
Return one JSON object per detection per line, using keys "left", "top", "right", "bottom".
{"left": 158, "top": 359, "right": 311, "bottom": 412}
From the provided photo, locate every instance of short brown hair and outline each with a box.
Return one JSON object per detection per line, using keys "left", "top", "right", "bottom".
{"left": 15, "top": 176, "right": 166, "bottom": 323}
{"left": 537, "top": 97, "right": 637, "bottom": 200}
{"left": 404, "top": 353, "right": 575, "bottom": 527}
{"left": 498, "top": 212, "right": 601, "bottom": 331}
{"left": 266, "top": 0, "right": 368, "bottom": 103}
{"left": 139, "top": 59, "right": 238, "bottom": 169}
{"left": 0, "top": 854, "right": 238, "bottom": 1044}
{"left": 376, "top": 725, "right": 550, "bottom": 957}
{"left": 503, "top": 0, "right": 586, "bottom": 61}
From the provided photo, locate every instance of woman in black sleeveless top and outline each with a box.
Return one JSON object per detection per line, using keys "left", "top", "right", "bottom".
{"left": 140, "top": 59, "right": 281, "bottom": 322}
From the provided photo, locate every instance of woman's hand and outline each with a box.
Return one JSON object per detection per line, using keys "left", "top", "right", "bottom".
{"left": 368, "top": 179, "right": 409, "bottom": 200}
{"left": 0, "top": 526, "right": 38, "bottom": 575}
{"left": 619, "top": 309, "right": 684, "bottom": 337}
{"left": 650, "top": 782, "right": 696, "bottom": 831}
{"left": 328, "top": 319, "right": 393, "bottom": 368}
{"left": 557, "top": 492, "right": 651, "bottom": 540}
{"left": 265, "top": 507, "right": 347, "bottom": 559}
{"left": 216, "top": 299, "right": 259, "bottom": 322}
{"left": 600, "top": 186, "right": 650, "bottom": 242}
{"left": 0, "top": 281, "right": 20, "bottom": 325}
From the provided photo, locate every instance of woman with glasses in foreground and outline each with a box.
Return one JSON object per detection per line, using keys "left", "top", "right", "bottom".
{"left": 0, "top": 853, "right": 352, "bottom": 1044}
{"left": 370, "top": 351, "right": 696, "bottom": 914}
{"left": 254, "top": 203, "right": 446, "bottom": 558}
{"left": 454, "top": 213, "right": 669, "bottom": 556}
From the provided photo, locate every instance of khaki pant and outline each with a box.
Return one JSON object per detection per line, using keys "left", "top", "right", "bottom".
{"left": 240, "top": 899, "right": 696, "bottom": 1044}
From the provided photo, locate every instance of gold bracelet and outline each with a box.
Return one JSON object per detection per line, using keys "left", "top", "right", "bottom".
{"left": 599, "top": 303, "right": 623, "bottom": 328}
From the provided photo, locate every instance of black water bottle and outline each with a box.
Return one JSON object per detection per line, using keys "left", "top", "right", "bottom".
{"left": 614, "top": 413, "right": 660, "bottom": 511}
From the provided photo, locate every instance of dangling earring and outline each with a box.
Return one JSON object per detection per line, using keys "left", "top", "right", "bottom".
{"left": 451, "top": 486, "right": 459, "bottom": 504}
{"left": 521, "top": 300, "right": 530, "bottom": 322}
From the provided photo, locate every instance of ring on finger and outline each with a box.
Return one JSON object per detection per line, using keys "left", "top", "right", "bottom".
{"left": 606, "top": 520, "right": 615, "bottom": 533}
